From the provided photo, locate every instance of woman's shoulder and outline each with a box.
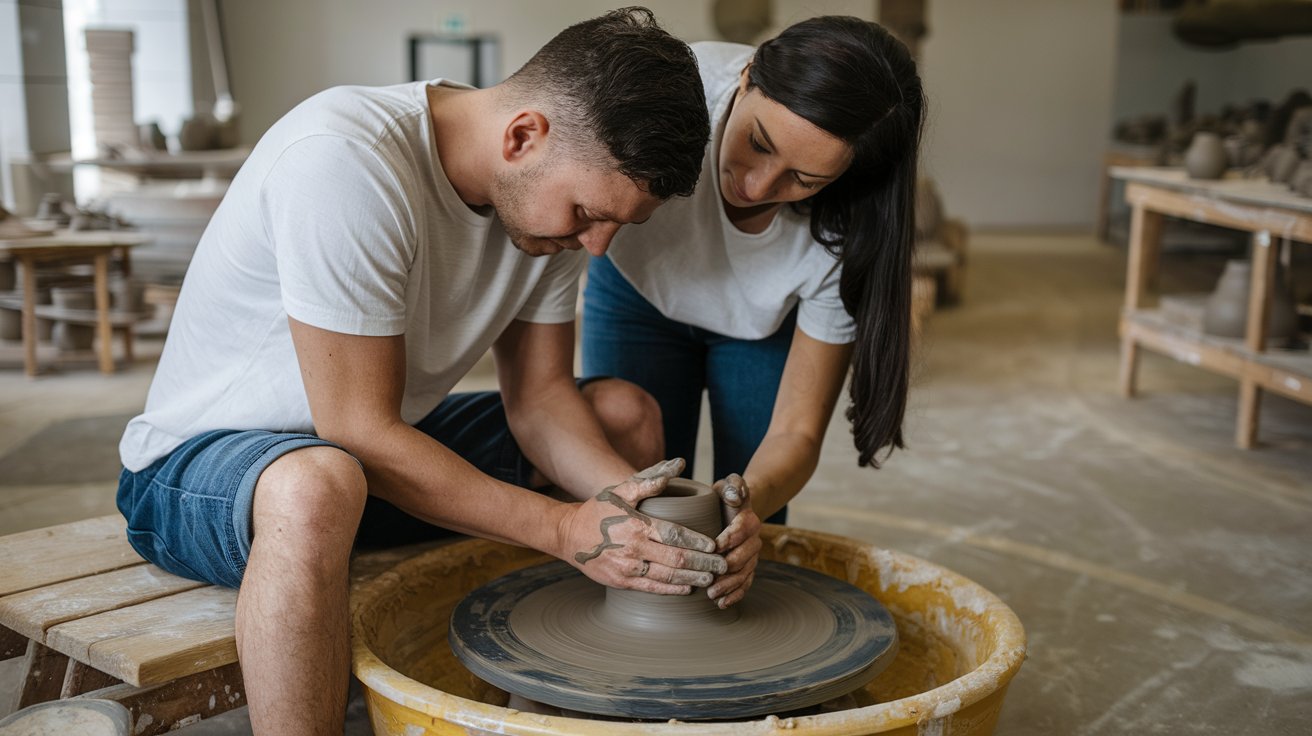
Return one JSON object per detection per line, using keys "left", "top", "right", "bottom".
{"left": 690, "top": 42, "right": 755, "bottom": 97}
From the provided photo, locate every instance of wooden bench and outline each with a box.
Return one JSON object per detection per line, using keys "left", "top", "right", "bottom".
{"left": 0, "top": 514, "right": 431, "bottom": 733}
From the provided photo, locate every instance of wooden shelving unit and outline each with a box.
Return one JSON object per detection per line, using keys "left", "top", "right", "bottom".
{"left": 1113, "top": 167, "right": 1312, "bottom": 448}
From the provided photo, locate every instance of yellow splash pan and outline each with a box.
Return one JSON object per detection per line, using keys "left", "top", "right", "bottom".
{"left": 351, "top": 525, "right": 1027, "bottom": 736}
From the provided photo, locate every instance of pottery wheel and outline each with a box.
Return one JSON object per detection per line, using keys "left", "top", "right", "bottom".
{"left": 449, "top": 559, "right": 898, "bottom": 720}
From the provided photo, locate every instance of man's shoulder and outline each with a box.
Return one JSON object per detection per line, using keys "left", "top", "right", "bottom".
{"left": 274, "top": 83, "right": 428, "bottom": 151}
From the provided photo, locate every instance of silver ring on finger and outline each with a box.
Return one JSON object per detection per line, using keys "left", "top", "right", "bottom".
{"left": 637, "top": 560, "right": 650, "bottom": 578}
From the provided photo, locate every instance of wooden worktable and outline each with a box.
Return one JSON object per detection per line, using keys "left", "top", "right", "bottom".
{"left": 1113, "top": 167, "right": 1312, "bottom": 449}
{"left": 0, "top": 231, "right": 150, "bottom": 376}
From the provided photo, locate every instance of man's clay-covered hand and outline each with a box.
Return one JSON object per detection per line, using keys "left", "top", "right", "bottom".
{"left": 706, "top": 473, "right": 761, "bottom": 608}
{"left": 562, "top": 458, "right": 727, "bottom": 594}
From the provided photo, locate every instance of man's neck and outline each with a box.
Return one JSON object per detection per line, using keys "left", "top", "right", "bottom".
{"left": 427, "top": 84, "right": 495, "bottom": 208}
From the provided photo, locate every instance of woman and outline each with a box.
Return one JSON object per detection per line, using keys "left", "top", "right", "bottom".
{"left": 582, "top": 17, "right": 925, "bottom": 606}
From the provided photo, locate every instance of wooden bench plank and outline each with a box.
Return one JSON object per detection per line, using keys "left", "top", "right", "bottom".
{"left": 45, "top": 586, "right": 237, "bottom": 687}
{"left": 0, "top": 515, "right": 140, "bottom": 596}
{"left": 0, "top": 564, "right": 206, "bottom": 642}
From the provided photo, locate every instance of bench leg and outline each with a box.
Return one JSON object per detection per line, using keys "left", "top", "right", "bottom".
{"left": 9, "top": 640, "right": 69, "bottom": 712}
{"left": 77, "top": 661, "right": 245, "bottom": 736}
{"left": 0, "top": 625, "right": 26, "bottom": 661}
{"left": 61, "top": 660, "right": 121, "bottom": 698}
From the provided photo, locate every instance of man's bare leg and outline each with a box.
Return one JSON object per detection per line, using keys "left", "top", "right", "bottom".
{"left": 529, "top": 378, "right": 665, "bottom": 491}
{"left": 236, "top": 446, "right": 367, "bottom": 735}
{"left": 582, "top": 378, "right": 664, "bottom": 468}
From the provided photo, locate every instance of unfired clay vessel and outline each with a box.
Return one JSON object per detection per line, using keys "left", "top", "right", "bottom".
{"left": 50, "top": 286, "right": 96, "bottom": 352}
{"left": 1184, "top": 132, "right": 1227, "bottom": 180}
{"left": 1202, "top": 259, "right": 1298, "bottom": 341}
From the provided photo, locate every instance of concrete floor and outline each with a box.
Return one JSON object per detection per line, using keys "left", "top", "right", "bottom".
{"left": 1, "top": 232, "right": 1309, "bottom": 734}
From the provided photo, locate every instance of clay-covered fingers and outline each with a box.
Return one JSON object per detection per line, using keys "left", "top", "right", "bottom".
{"left": 648, "top": 516, "right": 719, "bottom": 555}
{"left": 707, "top": 506, "right": 762, "bottom": 608}
{"left": 637, "top": 536, "right": 726, "bottom": 582}
{"left": 609, "top": 458, "right": 686, "bottom": 505}
{"left": 708, "top": 568, "right": 755, "bottom": 609}
{"left": 713, "top": 504, "right": 762, "bottom": 555}
{"left": 713, "top": 473, "right": 749, "bottom": 525}
{"left": 707, "top": 528, "right": 761, "bottom": 608}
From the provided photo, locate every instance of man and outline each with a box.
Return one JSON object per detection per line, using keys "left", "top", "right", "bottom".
{"left": 117, "top": 9, "right": 727, "bottom": 734}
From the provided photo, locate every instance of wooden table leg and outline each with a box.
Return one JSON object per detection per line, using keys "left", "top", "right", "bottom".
{"left": 1237, "top": 231, "right": 1277, "bottom": 449}
{"left": 1120, "top": 204, "right": 1163, "bottom": 398}
{"left": 1119, "top": 334, "right": 1139, "bottom": 398}
{"left": 1, "top": 624, "right": 27, "bottom": 660}
{"left": 118, "top": 246, "right": 135, "bottom": 365}
{"left": 20, "top": 255, "right": 38, "bottom": 377}
{"left": 94, "top": 253, "right": 114, "bottom": 374}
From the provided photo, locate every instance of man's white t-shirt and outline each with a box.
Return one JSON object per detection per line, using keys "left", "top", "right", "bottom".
{"left": 604, "top": 41, "right": 856, "bottom": 345}
{"left": 120, "top": 81, "right": 585, "bottom": 472}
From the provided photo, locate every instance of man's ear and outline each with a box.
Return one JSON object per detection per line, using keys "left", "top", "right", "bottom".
{"left": 503, "top": 110, "right": 550, "bottom": 163}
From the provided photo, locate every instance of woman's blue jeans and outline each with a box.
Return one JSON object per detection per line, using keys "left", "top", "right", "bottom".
{"left": 582, "top": 254, "right": 792, "bottom": 524}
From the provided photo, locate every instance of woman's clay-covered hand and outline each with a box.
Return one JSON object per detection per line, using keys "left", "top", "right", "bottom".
{"left": 707, "top": 473, "right": 762, "bottom": 608}
{"left": 562, "top": 458, "right": 727, "bottom": 594}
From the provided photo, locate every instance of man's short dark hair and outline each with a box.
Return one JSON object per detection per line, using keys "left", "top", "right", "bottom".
{"left": 505, "top": 7, "right": 709, "bottom": 199}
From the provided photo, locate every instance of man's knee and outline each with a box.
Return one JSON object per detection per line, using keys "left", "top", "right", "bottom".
{"left": 583, "top": 379, "right": 664, "bottom": 464}
{"left": 253, "top": 446, "right": 367, "bottom": 539}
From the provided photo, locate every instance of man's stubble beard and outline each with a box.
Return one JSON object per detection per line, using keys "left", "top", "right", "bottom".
{"left": 493, "top": 159, "right": 558, "bottom": 256}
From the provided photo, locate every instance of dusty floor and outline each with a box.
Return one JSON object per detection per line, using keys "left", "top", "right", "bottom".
{"left": 1, "top": 232, "right": 1309, "bottom": 734}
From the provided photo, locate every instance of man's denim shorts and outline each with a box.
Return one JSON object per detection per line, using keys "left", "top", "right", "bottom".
{"left": 117, "top": 389, "right": 542, "bottom": 589}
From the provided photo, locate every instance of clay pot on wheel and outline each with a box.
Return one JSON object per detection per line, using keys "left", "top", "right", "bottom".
{"left": 1202, "top": 259, "right": 1299, "bottom": 342}
{"left": 1184, "top": 132, "right": 1227, "bottom": 180}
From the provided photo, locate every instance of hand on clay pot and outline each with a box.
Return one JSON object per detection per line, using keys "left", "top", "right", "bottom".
{"left": 562, "top": 457, "right": 726, "bottom": 594}
{"left": 707, "top": 473, "right": 762, "bottom": 609}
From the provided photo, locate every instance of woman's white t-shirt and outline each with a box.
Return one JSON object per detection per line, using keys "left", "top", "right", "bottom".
{"left": 604, "top": 41, "right": 856, "bottom": 345}
{"left": 120, "top": 81, "right": 585, "bottom": 472}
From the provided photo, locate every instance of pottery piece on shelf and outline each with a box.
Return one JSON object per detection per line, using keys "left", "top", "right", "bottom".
{"left": 137, "top": 121, "right": 168, "bottom": 151}
{"left": 1284, "top": 106, "right": 1312, "bottom": 156}
{"left": 0, "top": 204, "right": 44, "bottom": 239}
{"left": 1292, "top": 161, "right": 1312, "bottom": 198}
{"left": 53, "top": 321, "right": 96, "bottom": 351}
{"left": 1202, "top": 259, "right": 1299, "bottom": 342}
{"left": 0, "top": 308, "right": 19, "bottom": 341}
{"left": 179, "top": 115, "right": 216, "bottom": 151}
{"left": 1261, "top": 144, "right": 1302, "bottom": 184}
{"left": 1184, "top": 131, "right": 1227, "bottom": 180}
{"left": 110, "top": 277, "right": 144, "bottom": 313}
{"left": 50, "top": 287, "right": 97, "bottom": 352}
{"left": 35, "top": 193, "right": 73, "bottom": 226}
{"left": 214, "top": 115, "right": 241, "bottom": 149}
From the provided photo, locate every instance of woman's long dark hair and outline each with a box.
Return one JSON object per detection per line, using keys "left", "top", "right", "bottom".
{"left": 748, "top": 16, "right": 925, "bottom": 468}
